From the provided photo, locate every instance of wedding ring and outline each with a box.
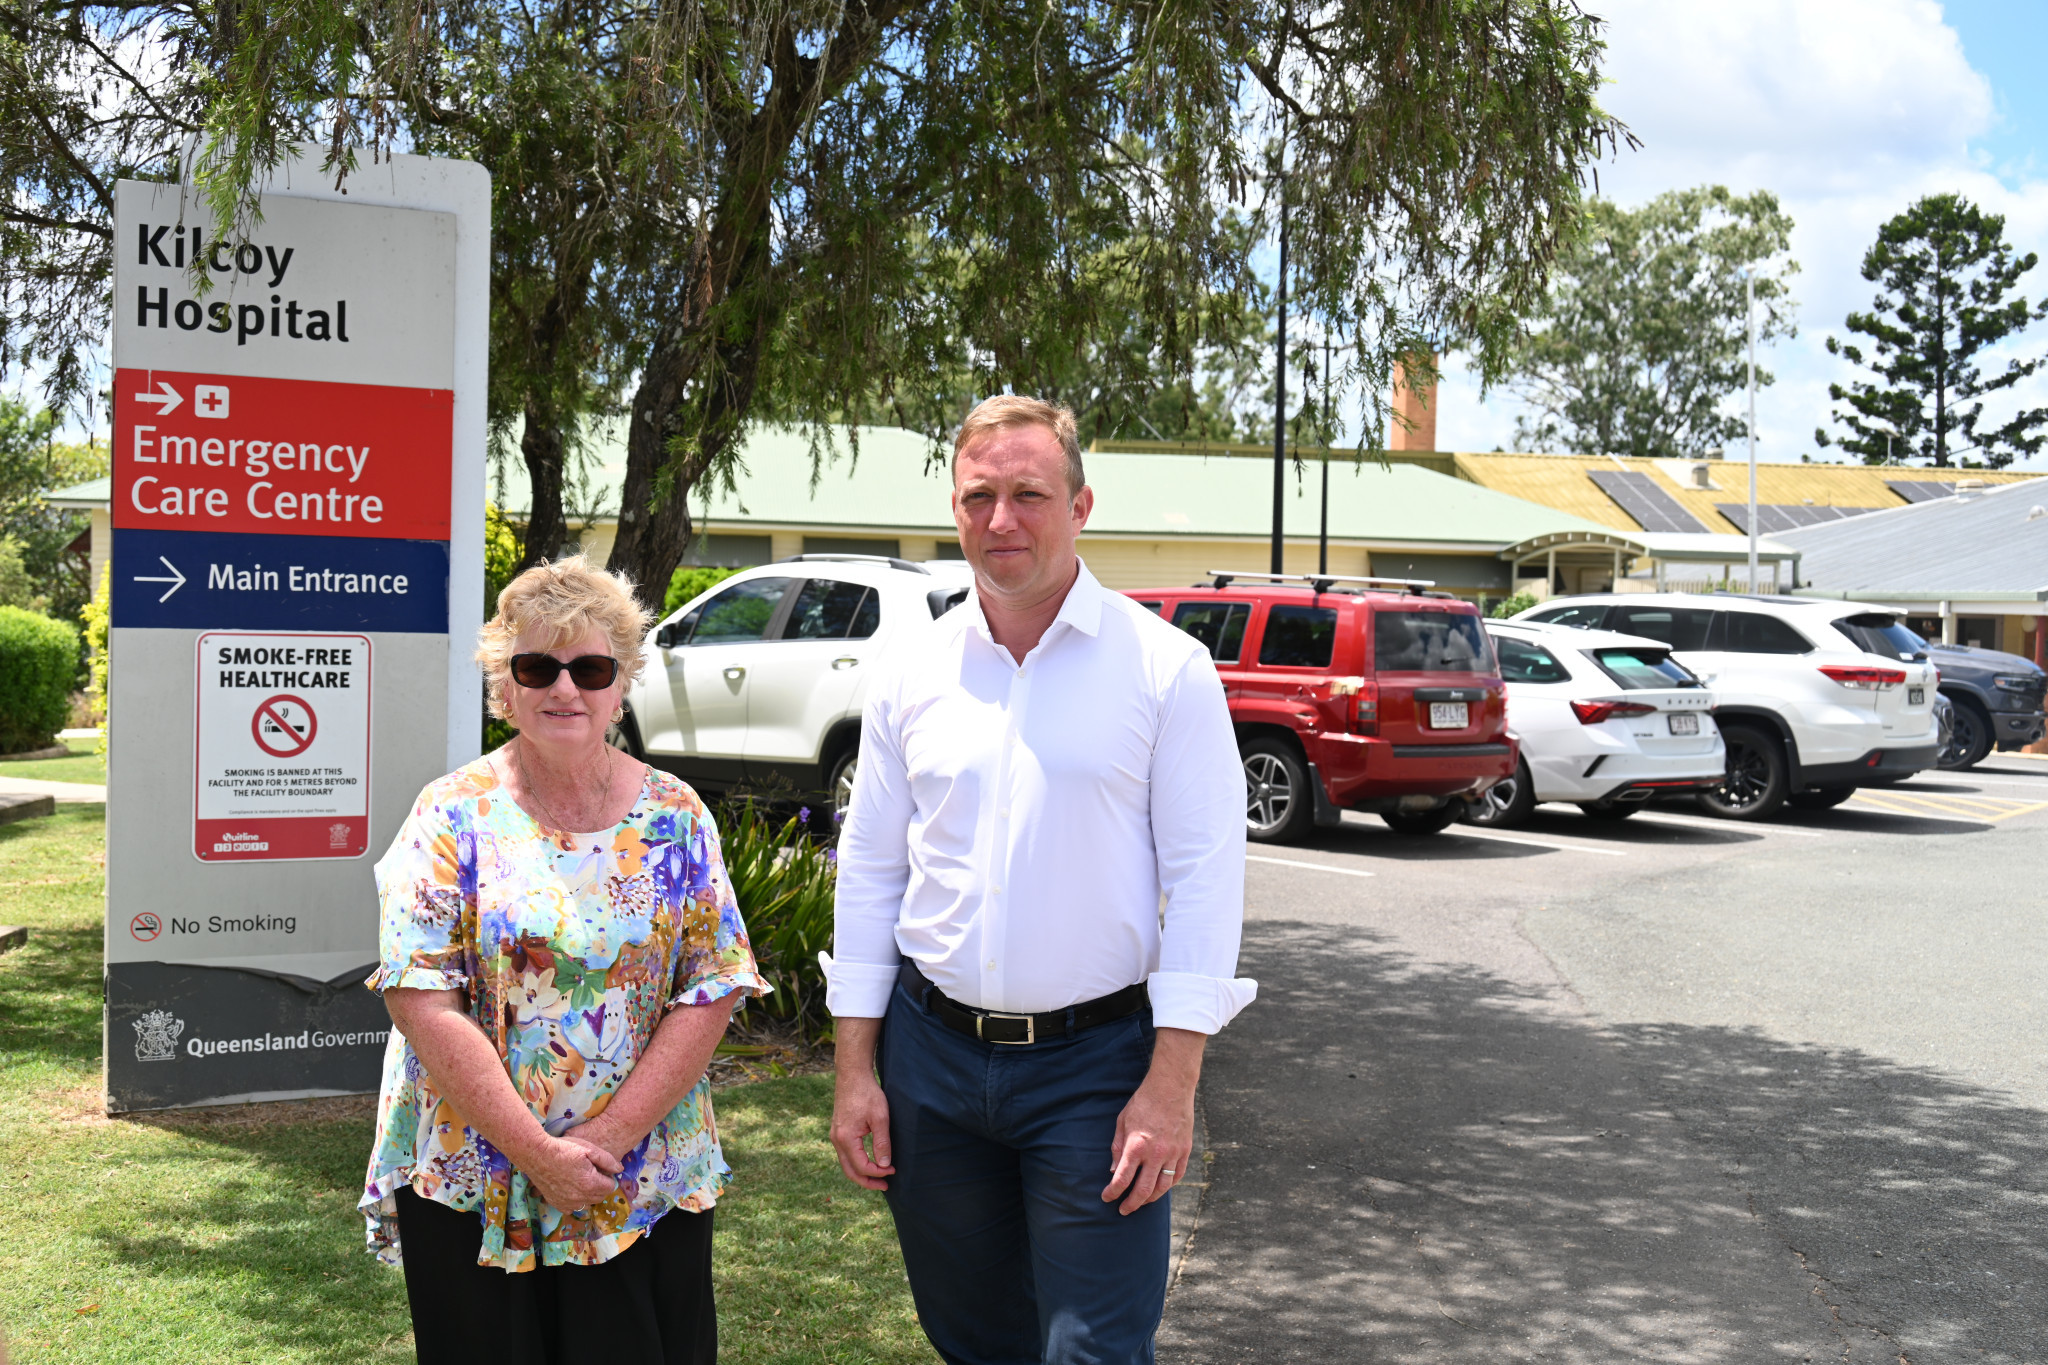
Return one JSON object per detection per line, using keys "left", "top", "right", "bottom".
{"left": 1160, "top": 1168, "right": 1176, "bottom": 1176}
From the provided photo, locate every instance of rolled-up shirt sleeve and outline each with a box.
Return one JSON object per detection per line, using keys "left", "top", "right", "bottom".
{"left": 1147, "top": 652, "right": 1257, "bottom": 1033}
{"left": 828, "top": 677, "right": 915, "bottom": 1018}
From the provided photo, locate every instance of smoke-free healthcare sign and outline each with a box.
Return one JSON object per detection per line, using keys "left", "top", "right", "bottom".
{"left": 106, "top": 151, "right": 487, "bottom": 1112}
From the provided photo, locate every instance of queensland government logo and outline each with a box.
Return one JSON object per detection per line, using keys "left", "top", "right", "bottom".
{"left": 133, "top": 1009, "right": 185, "bottom": 1062}
{"left": 328, "top": 821, "right": 351, "bottom": 848}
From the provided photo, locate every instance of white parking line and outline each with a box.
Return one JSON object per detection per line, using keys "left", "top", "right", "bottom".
{"left": 1625, "top": 810, "right": 1828, "bottom": 837}
{"left": 1246, "top": 855, "right": 1375, "bottom": 878}
{"left": 1440, "top": 828, "right": 1628, "bottom": 857}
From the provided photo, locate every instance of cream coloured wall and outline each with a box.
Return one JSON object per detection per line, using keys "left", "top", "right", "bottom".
{"left": 574, "top": 522, "right": 617, "bottom": 564}
{"left": 87, "top": 508, "right": 111, "bottom": 602}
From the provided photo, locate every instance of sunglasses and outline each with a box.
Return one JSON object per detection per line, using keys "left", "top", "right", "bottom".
{"left": 509, "top": 653, "right": 621, "bottom": 690}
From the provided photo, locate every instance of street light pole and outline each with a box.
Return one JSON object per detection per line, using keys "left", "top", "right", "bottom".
{"left": 1746, "top": 271, "right": 1759, "bottom": 593}
{"left": 1271, "top": 169, "right": 1288, "bottom": 577}
{"left": 1319, "top": 337, "right": 1330, "bottom": 575}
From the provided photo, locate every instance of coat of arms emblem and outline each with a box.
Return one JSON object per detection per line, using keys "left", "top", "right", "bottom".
{"left": 133, "top": 1009, "right": 184, "bottom": 1062}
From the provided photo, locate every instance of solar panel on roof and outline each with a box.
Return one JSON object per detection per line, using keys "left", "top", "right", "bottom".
{"left": 1716, "top": 503, "right": 1884, "bottom": 534}
{"left": 1887, "top": 480, "right": 1955, "bottom": 504}
{"left": 1587, "top": 470, "right": 1708, "bottom": 533}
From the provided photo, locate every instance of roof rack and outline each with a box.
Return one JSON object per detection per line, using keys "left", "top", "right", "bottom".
{"left": 776, "top": 553, "right": 930, "bottom": 575}
{"left": 1204, "top": 569, "right": 1437, "bottom": 594}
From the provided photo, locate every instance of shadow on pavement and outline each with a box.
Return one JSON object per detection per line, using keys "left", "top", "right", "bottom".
{"left": 1163, "top": 920, "right": 2047, "bottom": 1364}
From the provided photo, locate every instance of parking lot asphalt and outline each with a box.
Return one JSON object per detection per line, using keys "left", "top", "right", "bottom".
{"left": 1161, "top": 759, "right": 2048, "bottom": 1364}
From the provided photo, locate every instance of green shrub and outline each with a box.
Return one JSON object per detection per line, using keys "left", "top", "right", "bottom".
{"left": 1488, "top": 590, "right": 1538, "bottom": 620}
{"left": 715, "top": 800, "right": 836, "bottom": 1035}
{"left": 483, "top": 502, "right": 524, "bottom": 614}
{"left": 665, "top": 564, "right": 742, "bottom": 614}
{"left": 81, "top": 561, "right": 109, "bottom": 755}
{"left": 0, "top": 606, "right": 80, "bottom": 753}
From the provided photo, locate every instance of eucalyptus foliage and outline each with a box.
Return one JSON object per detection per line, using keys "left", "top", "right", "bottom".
{"left": 1497, "top": 186, "right": 1796, "bottom": 458}
{"left": 5, "top": 0, "right": 1628, "bottom": 608}
{"left": 1818, "top": 193, "right": 2048, "bottom": 470}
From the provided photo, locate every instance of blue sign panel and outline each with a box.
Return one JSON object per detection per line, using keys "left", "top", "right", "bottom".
{"left": 113, "top": 528, "right": 449, "bottom": 633}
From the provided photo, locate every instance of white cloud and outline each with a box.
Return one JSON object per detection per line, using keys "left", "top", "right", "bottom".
{"left": 1425, "top": 0, "right": 2048, "bottom": 471}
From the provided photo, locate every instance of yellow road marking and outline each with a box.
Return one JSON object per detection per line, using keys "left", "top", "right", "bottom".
{"left": 1846, "top": 789, "right": 2048, "bottom": 823}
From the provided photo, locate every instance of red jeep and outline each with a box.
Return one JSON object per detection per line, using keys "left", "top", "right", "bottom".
{"left": 1128, "top": 572, "right": 1514, "bottom": 841}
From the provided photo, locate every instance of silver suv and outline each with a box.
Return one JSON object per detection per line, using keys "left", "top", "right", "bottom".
{"left": 620, "top": 555, "right": 974, "bottom": 813}
{"left": 1514, "top": 593, "right": 1941, "bottom": 819}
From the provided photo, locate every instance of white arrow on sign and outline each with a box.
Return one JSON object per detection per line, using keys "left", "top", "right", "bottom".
{"left": 131, "top": 381, "right": 182, "bottom": 416}
{"left": 134, "top": 556, "right": 187, "bottom": 603}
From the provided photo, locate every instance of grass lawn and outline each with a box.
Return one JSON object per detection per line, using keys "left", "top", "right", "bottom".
{"left": 0, "top": 804, "right": 932, "bottom": 1364}
{"left": 0, "top": 738, "right": 105, "bottom": 786}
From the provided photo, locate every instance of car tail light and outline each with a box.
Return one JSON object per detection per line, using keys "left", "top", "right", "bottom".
{"left": 1819, "top": 665, "right": 1906, "bottom": 690}
{"left": 1329, "top": 676, "right": 1378, "bottom": 735}
{"left": 1570, "top": 699, "right": 1657, "bottom": 725}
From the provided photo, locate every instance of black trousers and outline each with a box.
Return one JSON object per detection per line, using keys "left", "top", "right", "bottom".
{"left": 394, "top": 1185, "right": 717, "bottom": 1365}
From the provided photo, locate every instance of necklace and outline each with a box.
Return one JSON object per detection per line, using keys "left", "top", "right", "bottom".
{"left": 514, "top": 737, "right": 615, "bottom": 833}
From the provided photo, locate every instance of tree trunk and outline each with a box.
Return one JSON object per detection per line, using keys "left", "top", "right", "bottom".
{"left": 516, "top": 395, "right": 573, "bottom": 572}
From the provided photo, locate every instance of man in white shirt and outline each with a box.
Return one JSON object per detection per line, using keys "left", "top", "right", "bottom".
{"left": 828, "top": 395, "right": 1255, "bottom": 1365}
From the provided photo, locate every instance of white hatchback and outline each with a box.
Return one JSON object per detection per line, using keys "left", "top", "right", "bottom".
{"left": 1464, "top": 621, "right": 1725, "bottom": 826}
{"left": 621, "top": 555, "right": 974, "bottom": 814}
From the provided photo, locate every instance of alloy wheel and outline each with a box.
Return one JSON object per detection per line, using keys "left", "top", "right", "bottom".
{"left": 1244, "top": 752, "right": 1294, "bottom": 836}
{"left": 1720, "top": 736, "right": 1772, "bottom": 808}
{"left": 832, "top": 753, "right": 860, "bottom": 819}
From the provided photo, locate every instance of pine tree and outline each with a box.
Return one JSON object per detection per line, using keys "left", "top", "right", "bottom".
{"left": 1819, "top": 194, "right": 2048, "bottom": 469}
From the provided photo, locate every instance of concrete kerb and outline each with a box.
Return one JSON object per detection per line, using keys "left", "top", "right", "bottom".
{"left": 0, "top": 793, "right": 56, "bottom": 826}
{"left": 0, "top": 745, "right": 69, "bottom": 763}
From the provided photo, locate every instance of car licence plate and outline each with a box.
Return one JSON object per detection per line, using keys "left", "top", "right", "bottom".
{"left": 1909, "top": 686, "right": 1925, "bottom": 704}
{"left": 1668, "top": 713, "right": 1700, "bottom": 736}
{"left": 1427, "top": 701, "right": 1469, "bottom": 729}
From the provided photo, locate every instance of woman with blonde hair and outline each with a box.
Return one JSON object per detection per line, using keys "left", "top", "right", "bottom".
{"left": 359, "top": 555, "right": 766, "bottom": 1364}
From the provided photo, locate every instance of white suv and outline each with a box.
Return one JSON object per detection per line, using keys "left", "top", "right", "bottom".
{"left": 1512, "top": 593, "right": 1941, "bottom": 819}
{"left": 621, "top": 556, "right": 974, "bottom": 813}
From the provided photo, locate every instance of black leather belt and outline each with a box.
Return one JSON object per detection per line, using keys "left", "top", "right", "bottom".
{"left": 899, "top": 961, "right": 1148, "bottom": 1045}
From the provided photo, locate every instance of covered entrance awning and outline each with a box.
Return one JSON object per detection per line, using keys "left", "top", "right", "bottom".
{"left": 1499, "top": 529, "right": 1802, "bottom": 594}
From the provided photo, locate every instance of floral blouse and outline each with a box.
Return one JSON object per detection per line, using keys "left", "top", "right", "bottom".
{"left": 358, "top": 757, "right": 767, "bottom": 1272}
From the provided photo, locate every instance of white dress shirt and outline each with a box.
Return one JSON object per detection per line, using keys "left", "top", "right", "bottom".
{"left": 828, "top": 560, "right": 1256, "bottom": 1034}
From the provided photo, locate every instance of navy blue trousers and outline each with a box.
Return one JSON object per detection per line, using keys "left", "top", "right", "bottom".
{"left": 879, "top": 980, "right": 1172, "bottom": 1365}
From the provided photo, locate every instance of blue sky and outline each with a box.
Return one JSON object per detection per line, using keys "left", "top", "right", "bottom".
{"left": 1949, "top": 0, "right": 2048, "bottom": 183}
{"left": 1428, "top": 0, "right": 2048, "bottom": 471}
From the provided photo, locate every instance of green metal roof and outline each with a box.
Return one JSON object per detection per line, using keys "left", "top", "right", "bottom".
{"left": 43, "top": 476, "right": 111, "bottom": 507}
{"left": 497, "top": 422, "right": 1615, "bottom": 549}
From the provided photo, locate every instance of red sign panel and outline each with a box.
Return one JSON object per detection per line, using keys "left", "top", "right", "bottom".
{"left": 114, "top": 368, "right": 452, "bottom": 541}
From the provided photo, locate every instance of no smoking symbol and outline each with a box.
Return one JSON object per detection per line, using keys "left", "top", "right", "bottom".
{"left": 251, "top": 694, "right": 318, "bottom": 758}
{"left": 130, "top": 912, "right": 162, "bottom": 942}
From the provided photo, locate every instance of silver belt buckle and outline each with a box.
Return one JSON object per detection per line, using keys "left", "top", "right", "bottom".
{"left": 977, "top": 1011, "right": 1036, "bottom": 1045}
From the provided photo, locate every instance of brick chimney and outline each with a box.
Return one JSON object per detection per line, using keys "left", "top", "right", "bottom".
{"left": 1387, "top": 352, "right": 1438, "bottom": 452}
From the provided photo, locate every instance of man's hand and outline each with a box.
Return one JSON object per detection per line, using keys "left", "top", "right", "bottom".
{"left": 1102, "top": 1027, "right": 1206, "bottom": 1215}
{"left": 830, "top": 1017, "right": 896, "bottom": 1190}
{"left": 522, "top": 1133, "right": 624, "bottom": 1212}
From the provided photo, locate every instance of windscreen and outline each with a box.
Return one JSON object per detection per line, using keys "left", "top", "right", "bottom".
{"left": 1590, "top": 648, "right": 1700, "bottom": 690}
{"left": 1374, "top": 611, "right": 1492, "bottom": 672}
{"left": 1834, "top": 614, "right": 1927, "bottom": 661}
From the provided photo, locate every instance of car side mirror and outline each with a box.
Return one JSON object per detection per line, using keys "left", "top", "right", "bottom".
{"left": 656, "top": 621, "right": 687, "bottom": 649}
